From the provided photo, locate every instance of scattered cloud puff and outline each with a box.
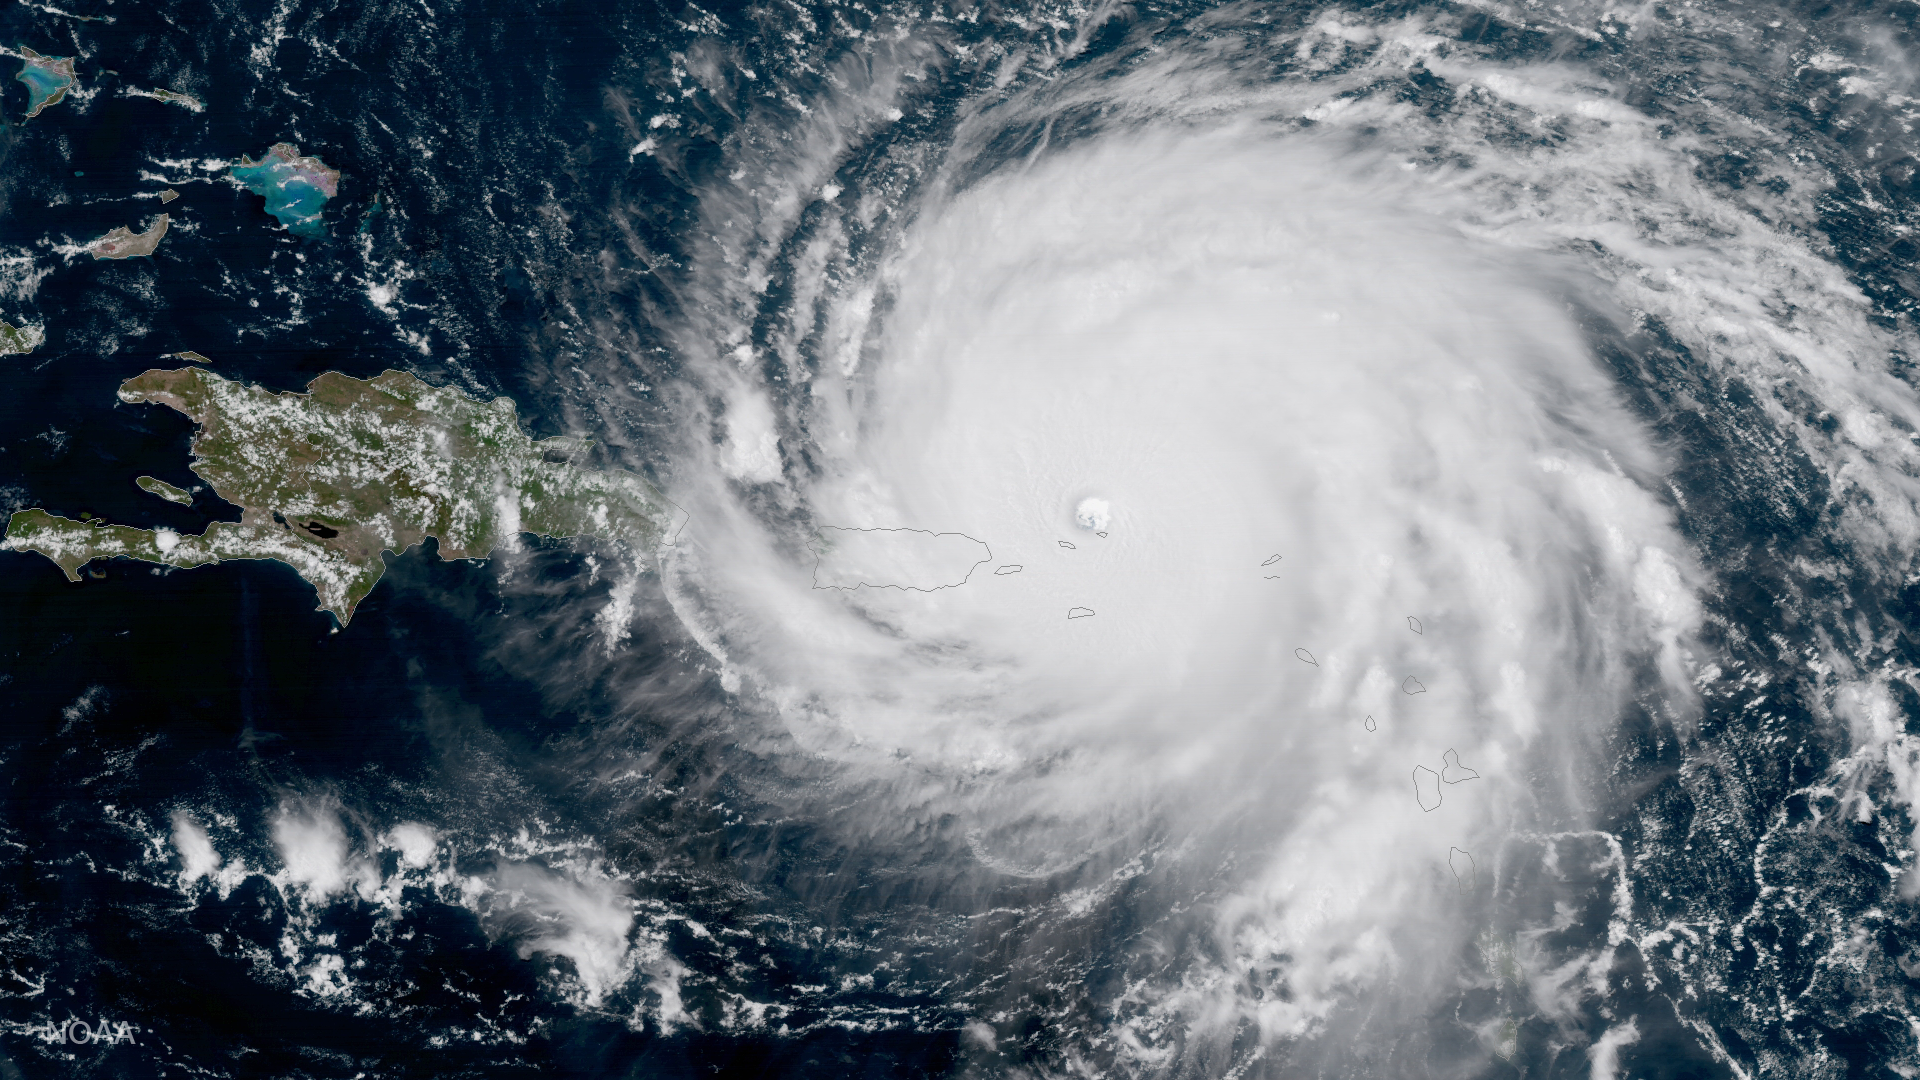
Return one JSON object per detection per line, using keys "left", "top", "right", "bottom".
{"left": 272, "top": 801, "right": 379, "bottom": 901}
{"left": 170, "top": 810, "right": 220, "bottom": 884}
{"left": 479, "top": 861, "right": 636, "bottom": 1008}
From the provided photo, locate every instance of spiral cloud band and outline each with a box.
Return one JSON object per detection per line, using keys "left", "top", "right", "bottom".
{"left": 571, "top": 7, "right": 1920, "bottom": 1066}
{"left": 661, "top": 71, "right": 1709, "bottom": 1051}
{"left": 19, "top": 0, "right": 1920, "bottom": 1073}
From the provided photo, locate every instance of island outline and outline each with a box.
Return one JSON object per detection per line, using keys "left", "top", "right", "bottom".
{"left": 1, "top": 366, "right": 684, "bottom": 625}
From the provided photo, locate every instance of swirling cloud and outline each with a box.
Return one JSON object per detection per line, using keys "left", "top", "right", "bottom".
{"left": 658, "top": 105, "right": 1706, "bottom": 1050}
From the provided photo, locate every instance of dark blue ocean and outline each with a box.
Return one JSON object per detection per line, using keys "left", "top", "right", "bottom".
{"left": 2, "top": 0, "right": 1920, "bottom": 1075}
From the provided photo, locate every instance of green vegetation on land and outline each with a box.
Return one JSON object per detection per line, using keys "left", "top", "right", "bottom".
{"left": 0, "top": 321, "right": 43, "bottom": 355}
{"left": 3, "top": 367, "right": 678, "bottom": 624}
{"left": 135, "top": 476, "right": 192, "bottom": 505}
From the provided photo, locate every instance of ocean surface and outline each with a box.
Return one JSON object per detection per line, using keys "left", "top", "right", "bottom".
{"left": 2, "top": 0, "right": 1919, "bottom": 1076}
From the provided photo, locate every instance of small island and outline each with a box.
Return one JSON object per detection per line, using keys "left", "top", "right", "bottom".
{"left": 15, "top": 47, "right": 75, "bottom": 119}
{"left": 135, "top": 476, "right": 192, "bottom": 505}
{"left": 88, "top": 214, "right": 170, "bottom": 259}
{"left": 0, "top": 320, "right": 43, "bottom": 355}
{"left": 2, "top": 367, "right": 679, "bottom": 624}
{"left": 159, "top": 189, "right": 179, "bottom": 204}
{"left": 125, "top": 87, "right": 203, "bottom": 112}
{"left": 231, "top": 143, "right": 340, "bottom": 238}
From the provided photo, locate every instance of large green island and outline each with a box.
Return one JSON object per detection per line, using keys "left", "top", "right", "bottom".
{"left": 1, "top": 367, "right": 680, "bottom": 624}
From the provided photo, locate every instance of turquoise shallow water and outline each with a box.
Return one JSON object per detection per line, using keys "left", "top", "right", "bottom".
{"left": 230, "top": 162, "right": 333, "bottom": 237}
{"left": 14, "top": 62, "right": 70, "bottom": 118}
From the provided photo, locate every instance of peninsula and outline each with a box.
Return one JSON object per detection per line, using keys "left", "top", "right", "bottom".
{"left": 2, "top": 367, "right": 679, "bottom": 624}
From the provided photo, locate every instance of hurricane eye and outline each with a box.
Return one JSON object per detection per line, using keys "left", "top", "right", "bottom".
{"left": 1073, "top": 497, "right": 1111, "bottom": 531}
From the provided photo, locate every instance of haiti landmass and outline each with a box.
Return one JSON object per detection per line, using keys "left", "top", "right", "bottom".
{"left": 1, "top": 367, "right": 680, "bottom": 624}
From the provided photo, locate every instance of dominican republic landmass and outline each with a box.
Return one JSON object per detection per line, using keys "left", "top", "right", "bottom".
{"left": 1, "top": 367, "right": 680, "bottom": 624}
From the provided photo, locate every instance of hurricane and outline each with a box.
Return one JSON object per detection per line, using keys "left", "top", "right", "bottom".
{"left": 661, "top": 73, "right": 1712, "bottom": 1058}
{"left": 4, "top": 0, "right": 1920, "bottom": 1075}
{"left": 597, "top": 2, "right": 1920, "bottom": 1070}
